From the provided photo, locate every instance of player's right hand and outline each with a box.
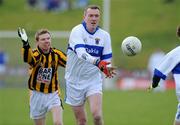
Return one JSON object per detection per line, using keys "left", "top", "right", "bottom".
{"left": 18, "top": 27, "right": 29, "bottom": 46}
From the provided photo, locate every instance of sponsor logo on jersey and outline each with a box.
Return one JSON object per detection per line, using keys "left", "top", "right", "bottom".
{"left": 37, "top": 68, "right": 52, "bottom": 84}
{"left": 86, "top": 48, "right": 99, "bottom": 55}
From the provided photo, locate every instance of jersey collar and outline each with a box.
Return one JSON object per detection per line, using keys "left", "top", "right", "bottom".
{"left": 82, "top": 21, "right": 99, "bottom": 35}
{"left": 37, "top": 46, "right": 52, "bottom": 55}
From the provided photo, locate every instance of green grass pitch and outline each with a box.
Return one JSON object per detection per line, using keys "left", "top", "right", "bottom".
{"left": 0, "top": 88, "right": 177, "bottom": 125}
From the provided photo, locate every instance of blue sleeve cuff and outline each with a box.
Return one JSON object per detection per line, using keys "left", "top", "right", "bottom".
{"left": 154, "top": 68, "right": 166, "bottom": 80}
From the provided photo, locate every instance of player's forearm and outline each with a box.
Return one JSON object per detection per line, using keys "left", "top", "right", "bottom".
{"left": 76, "top": 48, "right": 97, "bottom": 64}
{"left": 22, "top": 46, "right": 36, "bottom": 65}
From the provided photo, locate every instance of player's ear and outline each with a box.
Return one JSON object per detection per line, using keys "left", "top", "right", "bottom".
{"left": 35, "top": 40, "right": 39, "bottom": 47}
{"left": 177, "top": 26, "right": 180, "bottom": 37}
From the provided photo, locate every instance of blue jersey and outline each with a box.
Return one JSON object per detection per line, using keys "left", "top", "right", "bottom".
{"left": 65, "top": 22, "right": 112, "bottom": 84}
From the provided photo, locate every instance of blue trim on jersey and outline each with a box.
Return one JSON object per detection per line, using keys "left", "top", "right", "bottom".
{"left": 172, "top": 63, "right": 180, "bottom": 74}
{"left": 154, "top": 69, "right": 166, "bottom": 80}
{"left": 67, "top": 44, "right": 73, "bottom": 51}
{"left": 82, "top": 21, "right": 99, "bottom": 35}
{"left": 74, "top": 44, "right": 85, "bottom": 50}
{"left": 101, "top": 53, "right": 112, "bottom": 60}
{"left": 74, "top": 44, "right": 104, "bottom": 57}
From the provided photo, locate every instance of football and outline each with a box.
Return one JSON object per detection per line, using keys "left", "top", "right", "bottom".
{"left": 121, "top": 36, "right": 142, "bottom": 56}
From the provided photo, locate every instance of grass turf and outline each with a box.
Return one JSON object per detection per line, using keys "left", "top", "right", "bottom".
{"left": 0, "top": 88, "right": 177, "bottom": 125}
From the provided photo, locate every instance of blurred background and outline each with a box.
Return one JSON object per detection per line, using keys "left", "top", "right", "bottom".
{"left": 0, "top": 0, "right": 179, "bottom": 124}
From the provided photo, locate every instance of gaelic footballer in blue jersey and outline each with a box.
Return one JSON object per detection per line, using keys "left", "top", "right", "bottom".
{"left": 65, "top": 5, "right": 115, "bottom": 125}
{"left": 150, "top": 25, "right": 180, "bottom": 125}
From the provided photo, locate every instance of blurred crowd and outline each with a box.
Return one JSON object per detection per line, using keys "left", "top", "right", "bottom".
{"left": 0, "top": 0, "right": 3, "bottom": 5}
{"left": 0, "top": 48, "right": 8, "bottom": 87}
{"left": 27, "top": 0, "right": 89, "bottom": 12}
{"left": 0, "top": 49, "right": 8, "bottom": 74}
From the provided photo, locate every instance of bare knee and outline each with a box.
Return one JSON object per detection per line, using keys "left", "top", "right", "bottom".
{"left": 174, "top": 120, "right": 180, "bottom": 125}
{"left": 77, "top": 117, "right": 87, "bottom": 125}
{"left": 53, "top": 120, "right": 63, "bottom": 125}
{"left": 94, "top": 115, "right": 102, "bottom": 122}
{"left": 92, "top": 114, "right": 103, "bottom": 125}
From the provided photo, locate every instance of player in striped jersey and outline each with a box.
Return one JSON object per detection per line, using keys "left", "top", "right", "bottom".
{"left": 18, "top": 28, "right": 66, "bottom": 125}
{"left": 65, "top": 5, "right": 115, "bottom": 125}
{"left": 150, "top": 26, "right": 180, "bottom": 125}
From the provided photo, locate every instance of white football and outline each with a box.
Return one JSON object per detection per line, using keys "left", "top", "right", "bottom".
{"left": 121, "top": 36, "right": 142, "bottom": 56}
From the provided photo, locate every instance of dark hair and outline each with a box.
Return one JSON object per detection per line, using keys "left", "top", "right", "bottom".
{"left": 35, "top": 29, "right": 51, "bottom": 41}
{"left": 84, "top": 5, "right": 100, "bottom": 15}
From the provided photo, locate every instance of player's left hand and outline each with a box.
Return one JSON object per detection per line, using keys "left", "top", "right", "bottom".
{"left": 106, "top": 67, "right": 117, "bottom": 78}
{"left": 18, "top": 27, "right": 29, "bottom": 46}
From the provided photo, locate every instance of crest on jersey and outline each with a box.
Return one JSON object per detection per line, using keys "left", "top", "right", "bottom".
{"left": 95, "top": 38, "right": 100, "bottom": 45}
{"left": 83, "top": 38, "right": 87, "bottom": 43}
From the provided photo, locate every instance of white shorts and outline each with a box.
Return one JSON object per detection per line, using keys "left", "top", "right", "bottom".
{"left": 65, "top": 81, "right": 102, "bottom": 106}
{"left": 30, "top": 90, "right": 62, "bottom": 119}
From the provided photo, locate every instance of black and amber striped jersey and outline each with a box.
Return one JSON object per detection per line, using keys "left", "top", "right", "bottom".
{"left": 22, "top": 45, "right": 66, "bottom": 94}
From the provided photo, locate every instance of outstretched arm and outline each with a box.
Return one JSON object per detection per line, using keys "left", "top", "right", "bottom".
{"left": 18, "top": 27, "right": 29, "bottom": 47}
{"left": 69, "top": 28, "right": 115, "bottom": 78}
{"left": 18, "top": 28, "right": 36, "bottom": 66}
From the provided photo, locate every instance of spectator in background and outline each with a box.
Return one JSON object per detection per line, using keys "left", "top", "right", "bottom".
{"left": 148, "top": 48, "right": 165, "bottom": 92}
{"left": 45, "top": 0, "right": 69, "bottom": 12}
{"left": 46, "top": 0, "right": 60, "bottom": 11}
{"left": 0, "top": 49, "right": 8, "bottom": 74}
{"left": 164, "top": 0, "right": 174, "bottom": 3}
{"left": 0, "top": 0, "right": 3, "bottom": 5}
{"left": 74, "top": 0, "right": 89, "bottom": 8}
{"left": 0, "top": 49, "right": 7, "bottom": 87}
{"left": 27, "top": 0, "right": 37, "bottom": 8}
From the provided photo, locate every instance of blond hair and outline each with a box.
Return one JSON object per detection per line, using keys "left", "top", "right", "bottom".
{"left": 35, "top": 29, "right": 51, "bottom": 41}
